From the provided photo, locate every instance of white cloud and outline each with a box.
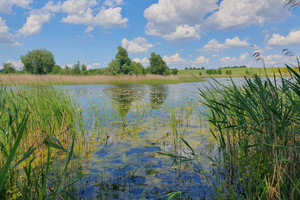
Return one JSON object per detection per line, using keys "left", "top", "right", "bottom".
{"left": 264, "top": 54, "right": 291, "bottom": 66}
{"left": 133, "top": 57, "right": 149, "bottom": 67}
{"left": 200, "top": 36, "right": 249, "bottom": 52}
{"left": 220, "top": 53, "right": 250, "bottom": 65}
{"left": 61, "top": 0, "right": 128, "bottom": 29}
{"left": 221, "top": 56, "right": 237, "bottom": 64}
{"left": 0, "top": 0, "right": 32, "bottom": 13}
{"left": 163, "top": 25, "right": 201, "bottom": 41}
{"left": 205, "top": 0, "right": 290, "bottom": 30}
{"left": 193, "top": 56, "right": 210, "bottom": 66}
{"left": 163, "top": 53, "right": 185, "bottom": 65}
{"left": 122, "top": 37, "right": 154, "bottom": 54}
{"left": 144, "top": 0, "right": 218, "bottom": 41}
{"left": 86, "top": 62, "right": 101, "bottom": 69}
{"left": 0, "top": 17, "right": 19, "bottom": 45}
{"left": 0, "top": 60, "right": 24, "bottom": 70}
{"left": 18, "top": 1, "right": 61, "bottom": 36}
{"left": 267, "top": 30, "right": 300, "bottom": 46}
{"left": 103, "top": 0, "right": 124, "bottom": 7}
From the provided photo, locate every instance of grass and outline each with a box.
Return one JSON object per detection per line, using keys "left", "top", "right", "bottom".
{"left": 0, "top": 85, "right": 84, "bottom": 199}
{"left": 197, "top": 66, "right": 300, "bottom": 199}
{"left": 178, "top": 67, "right": 290, "bottom": 77}
{"left": 0, "top": 74, "right": 205, "bottom": 85}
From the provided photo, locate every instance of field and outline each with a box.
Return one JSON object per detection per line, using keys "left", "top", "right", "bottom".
{"left": 0, "top": 74, "right": 205, "bottom": 85}
{"left": 178, "top": 67, "right": 290, "bottom": 77}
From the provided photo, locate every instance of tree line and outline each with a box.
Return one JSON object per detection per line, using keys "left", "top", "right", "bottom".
{"left": 1, "top": 47, "right": 179, "bottom": 75}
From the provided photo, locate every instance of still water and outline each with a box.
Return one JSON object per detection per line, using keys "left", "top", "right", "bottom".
{"left": 54, "top": 78, "right": 242, "bottom": 199}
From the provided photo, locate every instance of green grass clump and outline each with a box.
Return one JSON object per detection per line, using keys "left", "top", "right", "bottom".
{"left": 199, "top": 66, "right": 300, "bottom": 199}
{"left": 0, "top": 85, "right": 83, "bottom": 199}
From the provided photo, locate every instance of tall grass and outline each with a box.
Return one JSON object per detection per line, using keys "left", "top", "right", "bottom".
{"left": 0, "top": 85, "right": 84, "bottom": 199}
{"left": 198, "top": 65, "right": 300, "bottom": 199}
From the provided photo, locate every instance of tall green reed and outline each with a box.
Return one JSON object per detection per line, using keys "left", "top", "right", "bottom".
{"left": 0, "top": 85, "right": 84, "bottom": 199}
{"left": 198, "top": 65, "right": 299, "bottom": 199}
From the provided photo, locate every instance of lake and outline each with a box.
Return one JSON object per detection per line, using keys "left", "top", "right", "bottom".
{"left": 53, "top": 78, "right": 244, "bottom": 199}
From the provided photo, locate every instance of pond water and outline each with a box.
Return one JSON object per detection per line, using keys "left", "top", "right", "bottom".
{"left": 54, "top": 78, "right": 244, "bottom": 199}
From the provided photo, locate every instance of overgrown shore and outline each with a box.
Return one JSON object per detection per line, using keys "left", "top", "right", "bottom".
{"left": 0, "top": 74, "right": 205, "bottom": 85}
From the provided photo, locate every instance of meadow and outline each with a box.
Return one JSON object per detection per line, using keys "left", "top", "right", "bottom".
{"left": 178, "top": 67, "right": 290, "bottom": 77}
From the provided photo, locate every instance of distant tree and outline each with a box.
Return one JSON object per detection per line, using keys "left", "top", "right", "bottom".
{"left": 130, "top": 61, "right": 145, "bottom": 75}
{"left": 197, "top": 67, "right": 200, "bottom": 70}
{"left": 116, "top": 46, "right": 131, "bottom": 74}
{"left": 81, "top": 64, "right": 88, "bottom": 75}
{"left": 107, "top": 60, "right": 122, "bottom": 75}
{"left": 51, "top": 64, "right": 61, "bottom": 74}
{"left": 199, "top": 71, "right": 202, "bottom": 75}
{"left": 1, "top": 63, "right": 16, "bottom": 74}
{"left": 184, "top": 67, "right": 188, "bottom": 70}
{"left": 72, "top": 62, "right": 81, "bottom": 75}
{"left": 218, "top": 69, "right": 222, "bottom": 75}
{"left": 21, "top": 49, "right": 55, "bottom": 74}
{"left": 189, "top": 67, "right": 192, "bottom": 70}
{"left": 148, "top": 52, "right": 170, "bottom": 75}
{"left": 225, "top": 69, "right": 232, "bottom": 75}
{"left": 171, "top": 68, "right": 178, "bottom": 75}
{"left": 201, "top": 67, "right": 205, "bottom": 70}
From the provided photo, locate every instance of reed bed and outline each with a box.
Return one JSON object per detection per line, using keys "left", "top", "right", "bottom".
{"left": 198, "top": 66, "right": 300, "bottom": 199}
{"left": 0, "top": 85, "right": 84, "bottom": 199}
{"left": 0, "top": 74, "right": 205, "bottom": 85}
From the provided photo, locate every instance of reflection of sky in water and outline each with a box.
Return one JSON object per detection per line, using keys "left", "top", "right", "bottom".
{"left": 53, "top": 78, "right": 245, "bottom": 199}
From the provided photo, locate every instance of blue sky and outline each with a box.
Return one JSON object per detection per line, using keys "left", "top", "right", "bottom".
{"left": 0, "top": 0, "right": 300, "bottom": 70}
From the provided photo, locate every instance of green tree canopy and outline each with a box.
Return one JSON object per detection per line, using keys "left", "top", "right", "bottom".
{"left": 21, "top": 49, "right": 55, "bottom": 74}
{"left": 148, "top": 52, "right": 170, "bottom": 75}
{"left": 1, "top": 63, "right": 16, "bottom": 74}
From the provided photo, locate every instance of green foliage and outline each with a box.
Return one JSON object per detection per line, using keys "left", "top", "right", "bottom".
{"left": 217, "top": 69, "right": 222, "bottom": 75}
{"left": 171, "top": 68, "right": 178, "bottom": 75}
{"left": 1, "top": 63, "right": 16, "bottom": 74}
{"left": 206, "top": 69, "right": 218, "bottom": 75}
{"left": 225, "top": 69, "right": 232, "bottom": 75}
{"left": 199, "top": 66, "right": 300, "bottom": 199}
{"left": 21, "top": 49, "right": 55, "bottom": 74}
{"left": 50, "top": 64, "right": 61, "bottom": 74}
{"left": 148, "top": 52, "right": 170, "bottom": 75}
{"left": 107, "top": 46, "right": 145, "bottom": 75}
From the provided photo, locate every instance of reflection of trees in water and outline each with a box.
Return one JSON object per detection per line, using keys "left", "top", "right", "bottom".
{"left": 104, "top": 86, "right": 143, "bottom": 117}
{"left": 149, "top": 85, "right": 168, "bottom": 109}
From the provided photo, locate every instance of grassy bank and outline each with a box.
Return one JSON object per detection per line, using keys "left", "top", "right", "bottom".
{"left": 0, "top": 85, "right": 84, "bottom": 199}
{"left": 178, "top": 67, "right": 290, "bottom": 77}
{"left": 0, "top": 74, "right": 205, "bottom": 85}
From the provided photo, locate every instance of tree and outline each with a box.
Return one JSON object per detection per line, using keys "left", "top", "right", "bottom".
{"left": 51, "top": 64, "right": 61, "bottom": 74}
{"left": 81, "top": 64, "right": 88, "bottom": 75}
{"left": 171, "top": 68, "right": 178, "bottom": 75}
{"left": 218, "top": 69, "right": 222, "bottom": 75}
{"left": 1, "top": 63, "right": 16, "bottom": 74}
{"left": 107, "top": 60, "right": 121, "bottom": 75}
{"left": 225, "top": 69, "right": 232, "bottom": 75}
{"left": 72, "top": 62, "right": 81, "bottom": 75}
{"left": 116, "top": 46, "right": 131, "bottom": 73}
{"left": 148, "top": 52, "right": 170, "bottom": 75}
{"left": 129, "top": 61, "right": 145, "bottom": 75}
{"left": 21, "top": 49, "right": 55, "bottom": 74}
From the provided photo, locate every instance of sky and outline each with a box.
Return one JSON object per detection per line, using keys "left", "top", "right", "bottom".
{"left": 0, "top": 0, "right": 300, "bottom": 70}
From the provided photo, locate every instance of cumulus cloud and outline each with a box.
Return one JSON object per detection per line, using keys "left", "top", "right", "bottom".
{"left": 0, "top": 0, "right": 32, "bottom": 13}
{"left": 193, "top": 56, "right": 210, "bottom": 66}
{"left": 0, "top": 17, "right": 20, "bottom": 45}
{"left": 264, "top": 54, "right": 291, "bottom": 66}
{"left": 220, "top": 53, "right": 249, "bottom": 65}
{"left": 18, "top": 1, "right": 61, "bottom": 36}
{"left": 133, "top": 57, "right": 149, "bottom": 67}
{"left": 122, "top": 37, "right": 154, "bottom": 54}
{"left": 144, "top": 0, "right": 291, "bottom": 41}
{"left": 103, "top": 0, "right": 124, "bottom": 7}
{"left": 0, "top": 60, "right": 24, "bottom": 70}
{"left": 200, "top": 36, "right": 249, "bottom": 52}
{"left": 163, "top": 53, "right": 186, "bottom": 65}
{"left": 61, "top": 0, "right": 128, "bottom": 30}
{"left": 267, "top": 30, "right": 300, "bottom": 46}
{"left": 86, "top": 62, "right": 101, "bottom": 69}
{"left": 205, "top": 0, "right": 289, "bottom": 30}
{"left": 144, "top": 0, "right": 218, "bottom": 41}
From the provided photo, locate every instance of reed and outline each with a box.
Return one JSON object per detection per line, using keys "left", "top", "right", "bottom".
{"left": 0, "top": 85, "right": 84, "bottom": 199}
{"left": 198, "top": 65, "right": 300, "bottom": 199}
{"left": 0, "top": 74, "right": 205, "bottom": 85}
